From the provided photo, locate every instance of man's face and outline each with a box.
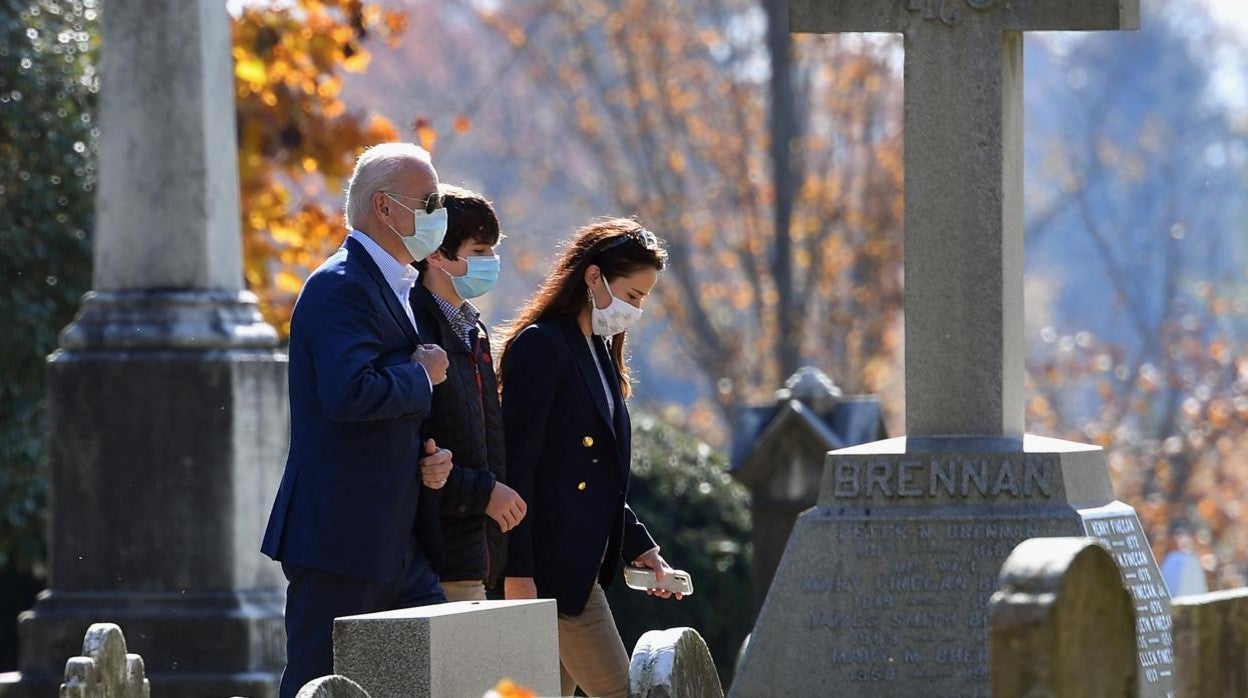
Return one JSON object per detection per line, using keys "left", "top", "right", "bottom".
{"left": 378, "top": 159, "right": 439, "bottom": 237}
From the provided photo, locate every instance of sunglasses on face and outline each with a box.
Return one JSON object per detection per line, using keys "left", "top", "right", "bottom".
{"left": 381, "top": 190, "right": 444, "bottom": 214}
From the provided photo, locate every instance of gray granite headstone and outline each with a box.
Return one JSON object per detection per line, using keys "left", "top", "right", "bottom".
{"left": 732, "top": 435, "right": 1174, "bottom": 697}
{"left": 1081, "top": 504, "right": 1175, "bottom": 687}
{"left": 0, "top": 2, "right": 287, "bottom": 697}
{"left": 628, "top": 627, "right": 724, "bottom": 698}
{"left": 729, "top": 2, "right": 1160, "bottom": 696}
{"left": 333, "top": 600, "right": 560, "bottom": 698}
{"left": 988, "top": 538, "right": 1136, "bottom": 697}
{"left": 1171, "top": 587, "right": 1248, "bottom": 697}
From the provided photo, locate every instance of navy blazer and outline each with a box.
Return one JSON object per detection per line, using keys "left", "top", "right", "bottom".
{"left": 501, "top": 317, "right": 657, "bottom": 615}
{"left": 261, "top": 236, "right": 441, "bottom": 583}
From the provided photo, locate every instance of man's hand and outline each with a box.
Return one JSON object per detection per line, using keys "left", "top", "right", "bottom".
{"left": 633, "top": 548, "right": 683, "bottom": 600}
{"left": 419, "top": 439, "right": 452, "bottom": 489}
{"left": 485, "top": 482, "right": 527, "bottom": 532}
{"left": 504, "top": 576, "right": 537, "bottom": 600}
{"left": 412, "top": 344, "right": 449, "bottom": 385}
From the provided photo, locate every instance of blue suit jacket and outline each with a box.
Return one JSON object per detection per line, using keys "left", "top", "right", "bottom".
{"left": 262, "top": 236, "right": 441, "bottom": 583}
{"left": 501, "top": 317, "right": 657, "bottom": 615}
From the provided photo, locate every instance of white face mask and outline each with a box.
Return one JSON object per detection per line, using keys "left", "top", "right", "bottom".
{"left": 590, "top": 280, "right": 643, "bottom": 336}
{"left": 384, "top": 194, "right": 448, "bottom": 261}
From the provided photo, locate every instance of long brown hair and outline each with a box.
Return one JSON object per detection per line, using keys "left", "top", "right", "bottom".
{"left": 498, "top": 217, "right": 667, "bottom": 398}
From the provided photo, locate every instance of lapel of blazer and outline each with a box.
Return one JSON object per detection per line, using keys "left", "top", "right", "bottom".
{"left": 346, "top": 235, "right": 421, "bottom": 348}
{"left": 560, "top": 319, "right": 616, "bottom": 438}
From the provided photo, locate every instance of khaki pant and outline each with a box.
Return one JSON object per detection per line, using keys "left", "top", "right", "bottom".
{"left": 557, "top": 584, "right": 630, "bottom": 698}
{"left": 440, "top": 579, "right": 487, "bottom": 602}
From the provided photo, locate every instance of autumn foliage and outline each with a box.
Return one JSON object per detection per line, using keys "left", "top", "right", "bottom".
{"left": 469, "top": 0, "right": 907, "bottom": 437}
{"left": 227, "top": 1, "right": 1248, "bottom": 593}
{"left": 231, "top": 0, "right": 407, "bottom": 335}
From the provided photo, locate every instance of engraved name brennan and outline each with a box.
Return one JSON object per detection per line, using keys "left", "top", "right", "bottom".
{"left": 832, "top": 458, "right": 1053, "bottom": 499}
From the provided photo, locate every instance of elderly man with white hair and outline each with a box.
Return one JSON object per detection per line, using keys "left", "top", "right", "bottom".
{"left": 261, "top": 143, "right": 455, "bottom": 698}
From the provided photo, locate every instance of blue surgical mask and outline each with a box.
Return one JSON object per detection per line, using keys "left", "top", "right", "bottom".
{"left": 448, "top": 255, "right": 501, "bottom": 299}
{"left": 385, "top": 194, "right": 448, "bottom": 261}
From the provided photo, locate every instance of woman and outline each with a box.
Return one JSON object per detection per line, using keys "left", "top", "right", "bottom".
{"left": 499, "top": 218, "right": 681, "bottom": 698}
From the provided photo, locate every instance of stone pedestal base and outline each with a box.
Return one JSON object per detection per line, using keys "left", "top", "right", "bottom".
{"left": 730, "top": 435, "right": 1174, "bottom": 698}
{"left": 2, "top": 290, "right": 288, "bottom": 697}
{"left": 0, "top": 589, "right": 284, "bottom": 698}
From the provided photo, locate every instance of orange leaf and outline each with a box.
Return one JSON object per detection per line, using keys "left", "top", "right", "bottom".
{"left": 412, "top": 116, "right": 438, "bottom": 153}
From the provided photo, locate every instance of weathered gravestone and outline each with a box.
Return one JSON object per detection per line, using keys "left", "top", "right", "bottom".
{"left": 731, "top": 367, "right": 886, "bottom": 611}
{"left": 333, "top": 600, "right": 560, "bottom": 698}
{"left": 58, "top": 624, "right": 150, "bottom": 698}
{"left": 295, "top": 675, "right": 371, "bottom": 698}
{"left": 628, "top": 627, "right": 724, "bottom": 698}
{"left": 988, "top": 538, "right": 1136, "bottom": 697}
{"left": 730, "top": 2, "right": 1170, "bottom": 697}
{"left": 1171, "top": 587, "right": 1248, "bottom": 697}
{"left": 0, "top": 2, "right": 287, "bottom": 696}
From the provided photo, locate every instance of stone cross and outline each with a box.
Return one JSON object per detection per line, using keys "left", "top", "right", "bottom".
{"left": 729, "top": 4, "right": 1168, "bottom": 697}
{"left": 791, "top": 0, "right": 1139, "bottom": 436}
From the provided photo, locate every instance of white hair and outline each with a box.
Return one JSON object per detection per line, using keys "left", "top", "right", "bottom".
{"left": 344, "top": 142, "right": 433, "bottom": 229}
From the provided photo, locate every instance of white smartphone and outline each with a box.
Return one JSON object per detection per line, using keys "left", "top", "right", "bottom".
{"left": 623, "top": 566, "right": 694, "bottom": 596}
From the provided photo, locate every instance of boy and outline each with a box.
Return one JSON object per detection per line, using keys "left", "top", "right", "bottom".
{"left": 410, "top": 185, "right": 525, "bottom": 601}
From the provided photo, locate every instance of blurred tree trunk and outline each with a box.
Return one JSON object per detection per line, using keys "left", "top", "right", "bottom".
{"left": 764, "top": 0, "right": 801, "bottom": 378}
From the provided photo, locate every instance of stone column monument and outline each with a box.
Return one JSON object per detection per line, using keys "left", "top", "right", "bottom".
{"left": 729, "top": 2, "right": 1173, "bottom": 696}
{"left": 0, "top": 2, "right": 287, "bottom": 696}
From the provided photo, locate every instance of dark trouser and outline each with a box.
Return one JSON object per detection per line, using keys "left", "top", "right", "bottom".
{"left": 278, "top": 541, "right": 445, "bottom": 698}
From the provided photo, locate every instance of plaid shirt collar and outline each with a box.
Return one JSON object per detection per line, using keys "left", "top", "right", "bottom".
{"left": 433, "top": 293, "right": 480, "bottom": 348}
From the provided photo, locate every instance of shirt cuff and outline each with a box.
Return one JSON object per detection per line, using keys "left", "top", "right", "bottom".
{"left": 415, "top": 362, "right": 433, "bottom": 393}
{"left": 632, "top": 546, "right": 661, "bottom": 565}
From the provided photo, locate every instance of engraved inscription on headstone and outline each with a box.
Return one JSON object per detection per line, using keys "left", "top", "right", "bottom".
{"left": 731, "top": 435, "right": 1173, "bottom": 698}
{"left": 1082, "top": 506, "right": 1176, "bottom": 697}
{"left": 798, "top": 516, "right": 1076, "bottom": 689}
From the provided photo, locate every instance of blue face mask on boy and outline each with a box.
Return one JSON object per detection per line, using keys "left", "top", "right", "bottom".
{"left": 447, "top": 255, "right": 501, "bottom": 299}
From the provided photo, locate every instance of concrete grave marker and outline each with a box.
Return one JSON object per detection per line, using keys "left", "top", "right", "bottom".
{"left": 333, "top": 600, "right": 560, "bottom": 698}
